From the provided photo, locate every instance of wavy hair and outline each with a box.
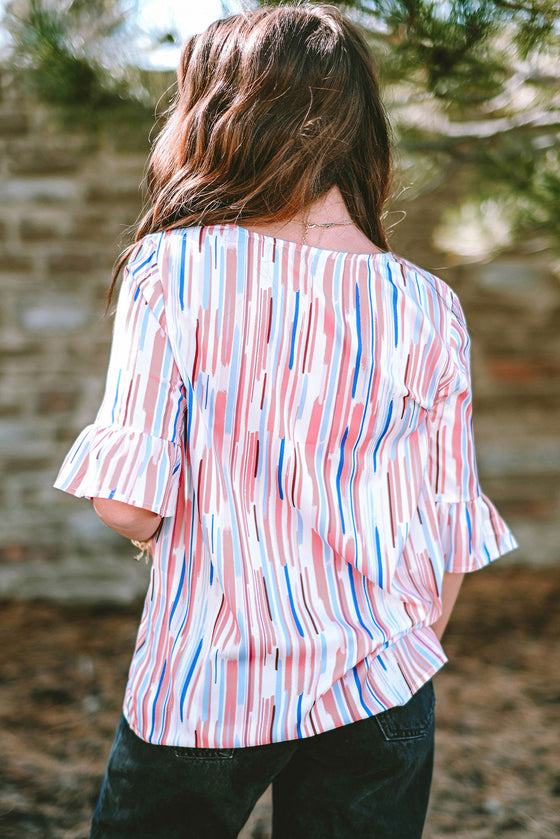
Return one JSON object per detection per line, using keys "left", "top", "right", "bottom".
{"left": 109, "top": 4, "right": 392, "bottom": 300}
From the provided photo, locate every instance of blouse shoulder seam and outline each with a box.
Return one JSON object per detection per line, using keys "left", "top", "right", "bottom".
{"left": 125, "top": 234, "right": 168, "bottom": 330}
{"left": 389, "top": 254, "right": 455, "bottom": 315}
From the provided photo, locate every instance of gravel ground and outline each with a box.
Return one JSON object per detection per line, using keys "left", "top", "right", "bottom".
{"left": 0, "top": 564, "right": 558, "bottom": 839}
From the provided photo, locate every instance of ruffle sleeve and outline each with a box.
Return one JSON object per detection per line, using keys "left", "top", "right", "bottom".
{"left": 436, "top": 494, "right": 518, "bottom": 574}
{"left": 54, "top": 424, "right": 183, "bottom": 517}
{"left": 428, "top": 292, "right": 517, "bottom": 572}
{"left": 54, "top": 240, "right": 187, "bottom": 519}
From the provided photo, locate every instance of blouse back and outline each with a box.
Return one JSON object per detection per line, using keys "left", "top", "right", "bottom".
{"left": 55, "top": 224, "right": 516, "bottom": 747}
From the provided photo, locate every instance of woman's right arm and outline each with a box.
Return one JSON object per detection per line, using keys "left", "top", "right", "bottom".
{"left": 432, "top": 572, "right": 465, "bottom": 641}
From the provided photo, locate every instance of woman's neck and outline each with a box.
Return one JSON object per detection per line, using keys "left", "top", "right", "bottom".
{"left": 242, "top": 187, "right": 383, "bottom": 254}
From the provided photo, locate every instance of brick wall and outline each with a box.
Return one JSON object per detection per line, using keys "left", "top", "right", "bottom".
{"left": 1, "top": 68, "right": 558, "bottom": 602}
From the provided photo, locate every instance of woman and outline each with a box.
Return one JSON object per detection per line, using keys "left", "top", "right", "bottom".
{"left": 55, "top": 5, "right": 517, "bottom": 838}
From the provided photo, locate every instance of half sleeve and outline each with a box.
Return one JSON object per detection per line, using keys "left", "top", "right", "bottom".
{"left": 427, "top": 293, "right": 517, "bottom": 573}
{"left": 54, "top": 254, "right": 187, "bottom": 517}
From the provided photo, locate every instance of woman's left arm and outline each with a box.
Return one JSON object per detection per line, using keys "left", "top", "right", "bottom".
{"left": 54, "top": 243, "right": 187, "bottom": 539}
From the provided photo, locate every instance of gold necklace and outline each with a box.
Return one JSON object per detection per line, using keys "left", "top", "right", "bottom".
{"left": 302, "top": 219, "right": 353, "bottom": 245}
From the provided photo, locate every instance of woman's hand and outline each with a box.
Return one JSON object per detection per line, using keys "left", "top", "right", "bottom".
{"left": 432, "top": 572, "right": 465, "bottom": 641}
{"left": 92, "top": 497, "right": 162, "bottom": 542}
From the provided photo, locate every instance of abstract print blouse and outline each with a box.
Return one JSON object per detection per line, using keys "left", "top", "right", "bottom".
{"left": 55, "top": 225, "right": 517, "bottom": 747}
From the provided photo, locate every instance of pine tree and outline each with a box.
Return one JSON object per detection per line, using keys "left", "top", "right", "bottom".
{"left": 4, "top": 0, "right": 559, "bottom": 255}
{"left": 260, "top": 1, "right": 560, "bottom": 256}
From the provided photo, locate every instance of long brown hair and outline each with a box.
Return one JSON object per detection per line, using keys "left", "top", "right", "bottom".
{"left": 109, "top": 3, "right": 392, "bottom": 301}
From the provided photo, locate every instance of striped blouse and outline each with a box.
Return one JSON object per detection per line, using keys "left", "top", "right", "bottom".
{"left": 55, "top": 224, "right": 517, "bottom": 748}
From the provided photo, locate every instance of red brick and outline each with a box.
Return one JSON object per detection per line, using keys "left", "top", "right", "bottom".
{"left": 487, "top": 358, "right": 547, "bottom": 383}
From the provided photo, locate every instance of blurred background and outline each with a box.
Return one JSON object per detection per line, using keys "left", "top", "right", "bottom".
{"left": 0, "top": 1, "right": 558, "bottom": 837}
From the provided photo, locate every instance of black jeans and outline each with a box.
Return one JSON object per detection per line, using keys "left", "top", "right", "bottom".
{"left": 91, "top": 680, "right": 435, "bottom": 839}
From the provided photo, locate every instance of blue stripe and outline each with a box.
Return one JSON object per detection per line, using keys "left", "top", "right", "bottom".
{"left": 169, "top": 558, "right": 186, "bottom": 627}
{"left": 185, "top": 380, "right": 193, "bottom": 445}
{"left": 179, "top": 638, "right": 203, "bottom": 722}
{"left": 278, "top": 437, "right": 285, "bottom": 500}
{"left": 284, "top": 564, "right": 305, "bottom": 637}
{"left": 362, "top": 662, "right": 387, "bottom": 710}
{"left": 386, "top": 262, "right": 399, "bottom": 347}
{"left": 352, "top": 283, "right": 362, "bottom": 397}
{"left": 296, "top": 692, "right": 303, "bottom": 738}
{"left": 236, "top": 634, "right": 249, "bottom": 706}
{"left": 111, "top": 370, "right": 122, "bottom": 423}
{"left": 361, "top": 575, "right": 388, "bottom": 643}
{"left": 69, "top": 431, "right": 89, "bottom": 464}
{"left": 352, "top": 665, "right": 373, "bottom": 716}
{"left": 201, "top": 661, "right": 212, "bottom": 721}
{"left": 336, "top": 427, "right": 348, "bottom": 534}
{"left": 288, "top": 290, "right": 300, "bottom": 370}
{"left": 179, "top": 234, "right": 187, "bottom": 310}
{"left": 343, "top": 258, "right": 379, "bottom": 557}
{"left": 130, "top": 251, "right": 155, "bottom": 277}
{"left": 372, "top": 401, "right": 393, "bottom": 470}
{"left": 149, "top": 659, "right": 167, "bottom": 740}
{"left": 375, "top": 526, "right": 383, "bottom": 587}
{"left": 169, "top": 508, "right": 197, "bottom": 658}
{"left": 171, "top": 391, "right": 185, "bottom": 441}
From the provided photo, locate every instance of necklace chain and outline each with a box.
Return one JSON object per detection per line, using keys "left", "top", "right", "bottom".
{"left": 304, "top": 221, "right": 353, "bottom": 229}
{"left": 302, "top": 219, "right": 353, "bottom": 245}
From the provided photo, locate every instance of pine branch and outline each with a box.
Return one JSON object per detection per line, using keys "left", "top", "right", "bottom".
{"left": 493, "top": 0, "right": 560, "bottom": 13}
{"left": 403, "top": 106, "right": 560, "bottom": 140}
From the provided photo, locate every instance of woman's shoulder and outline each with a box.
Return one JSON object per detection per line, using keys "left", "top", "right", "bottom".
{"left": 388, "top": 251, "right": 466, "bottom": 326}
{"left": 129, "top": 226, "right": 205, "bottom": 261}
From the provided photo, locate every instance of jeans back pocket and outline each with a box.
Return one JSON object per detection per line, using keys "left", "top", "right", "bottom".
{"left": 171, "top": 746, "right": 235, "bottom": 760}
{"left": 374, "top": 680, "right": 435, "bottom": 741}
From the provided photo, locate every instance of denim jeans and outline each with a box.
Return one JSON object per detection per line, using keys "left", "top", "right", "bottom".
{"left": 91, "top": 680, "right": 435, "bottom": 839}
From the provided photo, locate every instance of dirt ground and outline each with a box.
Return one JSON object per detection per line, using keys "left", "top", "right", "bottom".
{"left": 0, "top": 565, "right": 558, "bottom": 839}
